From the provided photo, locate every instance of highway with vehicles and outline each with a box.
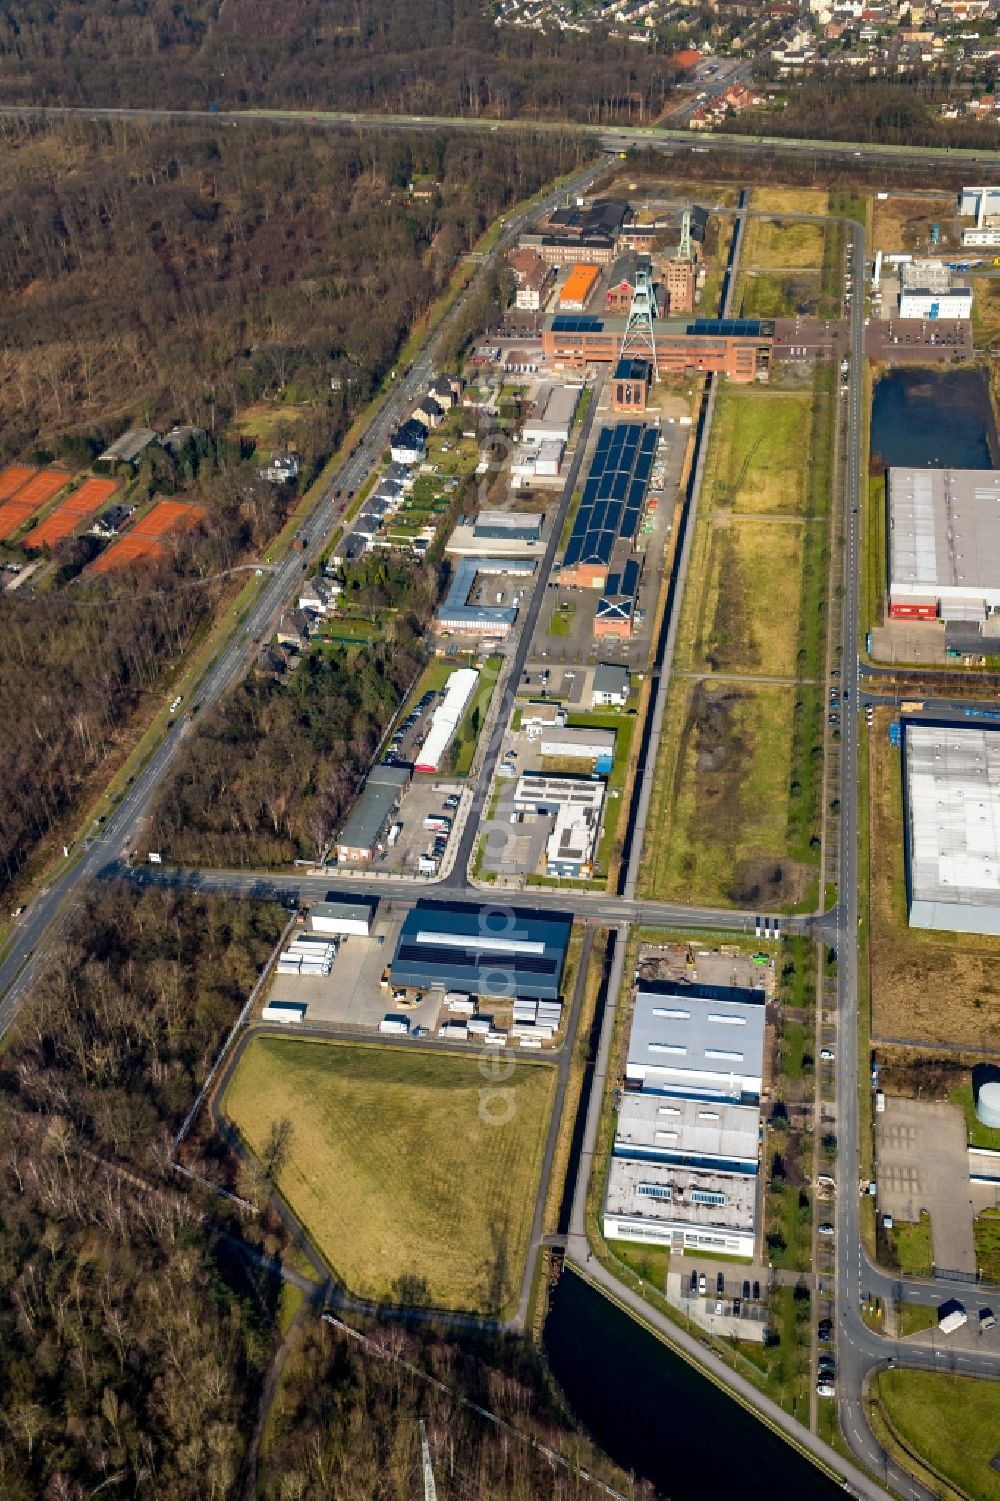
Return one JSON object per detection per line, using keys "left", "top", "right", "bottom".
{"left": 3, "top": 102, "right": 1000, "bottom": 174}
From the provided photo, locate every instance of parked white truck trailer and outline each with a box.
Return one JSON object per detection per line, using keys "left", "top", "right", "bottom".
{"left": 938, "top": 1301, "right": 968, "bottom": 1334}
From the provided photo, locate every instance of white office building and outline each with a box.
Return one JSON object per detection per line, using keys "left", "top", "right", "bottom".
{"left": 603, "top": 1157, "right": 757, "bottom": 1258}
{"left": 898, "top": 260, "right": 972, "bottom": 320}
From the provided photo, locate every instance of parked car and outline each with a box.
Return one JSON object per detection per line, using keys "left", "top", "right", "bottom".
{"left": 818, "top": 1223, "right": 835, "bottom": 1237}
{"left": 716, "top": 1272, "right": 725, "bottom": 1295}
{"left": 698, "top": 1274, "right": 706, "bottom": 1295}
{"left": 742, "top": 1280, "right": 751, "bottom": 1301}
{"left": 820, "top": 1048, "right": 835, "bottom": 1061}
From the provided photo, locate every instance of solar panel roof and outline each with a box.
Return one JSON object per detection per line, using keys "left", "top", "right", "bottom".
{"left": 686, "top": 318, "right": 763, "bottom": 338}
{"left": 563, "top": 424, "right": 656, "bottom": 573}
{"left": 551, "top": 315, "right": 605, "bottom": 333}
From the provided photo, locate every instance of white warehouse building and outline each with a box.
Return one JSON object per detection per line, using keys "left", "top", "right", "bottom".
{"left": 603, "top": 1157, "right": 757, "bottom": 1259}
{"left": 905, "top": 722, "right": 1000, "bottom": 936}
{"left": 887, "top": 467, "right": 1000, "bottom": 622}
{"left": 626, "top": 983, "right": 766, "bottom": 1103}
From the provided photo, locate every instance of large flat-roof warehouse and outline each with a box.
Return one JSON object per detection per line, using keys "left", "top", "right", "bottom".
{"left": 905, "top": 722, "right": 1000, "bottom": 934}
{"left": 887, "top": 466, "right": 1000, "bottom": 622}
{"left": 626, "top": 981, "right": 766, "bottom": 1103}
{"left": 390, "top": 899, "right": 572, "bottom": 1000}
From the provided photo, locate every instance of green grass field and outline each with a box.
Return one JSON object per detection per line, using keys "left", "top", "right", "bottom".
{"left": 950, "top": 1081, "right": 1000, "bottom": 1150}
{"left": 681, "top": 515, "right": 806, "bottom": 678}
{"left": 743, "top": 217, "right": 826, "bottom": 271}
{"left": 548, "top": 602, "right": 575, "bottom": 637}
{"left": 638, "top": 679, "right": 809, "bottom": 907}
{"left": 892, "top": 1214, "right": 933, "bottom": 1277}
{"left": 896, "top": 1303, "right": 938, "bottom": 1338}
{"left": 975, "top": 1208, "right": 1000, "bottom": 1282}
{"left": 223, "top": 1037, "right": 556, "bottom": 1316}
{"left": 637, "top": 364, "right": 832, "bottom": 909}
{"left": 737, "top": 270, "right": 822, "bottom": 320}
{"left": 701, "top": 387, "right": 815, "bottom": 516}
{"left": 872, "top": 1369, "right": 1000, "bottom": 1500}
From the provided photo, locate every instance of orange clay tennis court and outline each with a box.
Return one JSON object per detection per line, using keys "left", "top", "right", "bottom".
{"left": 0, "top": 465, "right": 36, "bottom": 502}
{"left": 23, "top": 476, "right": 119, "bottom": 550}
{"left": 92, "top": 500, "right": 205, "bottom": 573}
{"left": 0, "top": 469, "right": 72, "bottom": 541}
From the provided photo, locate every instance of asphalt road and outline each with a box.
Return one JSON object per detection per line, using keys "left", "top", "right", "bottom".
{"left": 0, "top": 155, "right": 607, "bottom": 1041}
{"left": 452, "top": 365, "right": 607, "bottom": 878}
{"left": 121, "top": 858, "right": 809, "bottom": 935}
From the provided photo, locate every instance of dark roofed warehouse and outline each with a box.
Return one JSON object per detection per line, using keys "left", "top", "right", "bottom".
{"left": 390, "top": 900, "right": 573, "bottom": 1000}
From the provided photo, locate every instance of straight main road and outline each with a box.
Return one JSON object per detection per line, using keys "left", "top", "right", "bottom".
{"left": 119, "top": 859, "right": 810, "bottom": 936}
{"left": 3, "top": 102, "right": 1000, "bottom": 173}
{"left": 0, "top": 155, "right": 608, "bottom": 1041}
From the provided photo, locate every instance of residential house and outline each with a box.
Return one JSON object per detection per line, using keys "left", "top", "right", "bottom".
{"left": 429, "top": 374, "right": 462, "bottom": 409}
{"left": 260, "top": 452, "right": 300, "bottom": 484}
{"left": 275, "top": 609, "right": 311, "bottom": 650}
{"left": 390, "top": 420, "right": 426, "bottom": 466}
{"left": 412, "top": 396, "right": 444, "bottom": 430}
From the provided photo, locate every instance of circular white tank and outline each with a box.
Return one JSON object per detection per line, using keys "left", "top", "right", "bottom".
{"left": 976, "top": 1079, "right": 1000, "bottom": 1130}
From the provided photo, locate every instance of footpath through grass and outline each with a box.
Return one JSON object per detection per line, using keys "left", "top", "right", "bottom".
{"left": 223, "top": 1036, "right": 556, "bottom": 1317}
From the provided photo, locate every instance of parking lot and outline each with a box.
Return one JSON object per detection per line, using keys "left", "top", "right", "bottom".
{"left": 876, "top": 1096, "right": 976, "bottom": 1273}
{"left": 373, "top": 775, "right": 465, "bottom": 877}
{"left": 263, "top": 908, "right": 445, "bottom": 1034}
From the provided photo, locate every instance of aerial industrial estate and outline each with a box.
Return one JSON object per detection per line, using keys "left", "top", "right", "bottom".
{"left": 9, "top": 112, "right": 1000, "bottom": 1501}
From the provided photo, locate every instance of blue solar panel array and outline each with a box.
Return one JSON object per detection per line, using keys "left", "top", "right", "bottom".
{"left": 551, "top": 315, "right": 605, "bottom": 334}
{"left": 685, "top": 318, "right": 763, "bottom": 338}
{"left": 563, "top": 423, "right": 657, "bottom": 572}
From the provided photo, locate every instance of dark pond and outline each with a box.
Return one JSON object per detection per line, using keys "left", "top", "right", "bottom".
{"left": 870, "top": 366, "right": 997, "bottom": 470}
{"left": 544, "top": 1269, "right": 846, "bottom": 1501}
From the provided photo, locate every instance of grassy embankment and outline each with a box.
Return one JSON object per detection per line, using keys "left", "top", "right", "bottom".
{"left": 224, "top": 1037, "right": 556, "bottom": 1318}
{"left": 869, "top": 1369, "right": 1000, "bottom": 1501}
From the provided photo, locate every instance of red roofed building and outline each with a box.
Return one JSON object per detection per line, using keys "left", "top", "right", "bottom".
{"left": 671, "top": 48, "right": 702, "bottom": 72}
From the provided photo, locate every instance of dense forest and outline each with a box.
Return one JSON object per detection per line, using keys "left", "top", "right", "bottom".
{"left": 0, "top": 118, "right": 582, "bottom": 899}
{"left": 260, "top": 1316, "right": 651, "bottom": 1500}
{"left": 0, "top": 118, "right": 586, "bottom": 463}
{"left": 0, "top": 0, "right": 679, "bottom": 121}
{"left": 0, "top": 880, "right": 641, "bottom": 1499}
{"left": 148, "top": 555, "right": 440, "bottom": 866}
{"left": 0, "top": 883, "right": 286, "bottom": 1499}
